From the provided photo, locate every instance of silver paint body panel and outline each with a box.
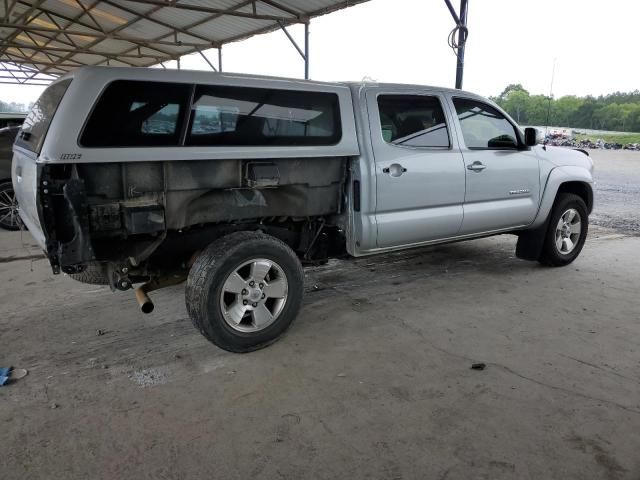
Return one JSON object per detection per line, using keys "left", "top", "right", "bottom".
{"left": 365, "top": 86, "right": 466, "bottom": 247}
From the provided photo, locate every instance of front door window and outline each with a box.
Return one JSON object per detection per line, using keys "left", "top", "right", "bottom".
{"left": 453, "top": 98, "right": 519, "bottom": 149}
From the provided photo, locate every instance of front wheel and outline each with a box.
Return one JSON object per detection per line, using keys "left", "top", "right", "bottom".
{"left": 538, "top": 193, "right": 589, "bottom": 267}
{"left": 186, "top": 231, "right": 304, "bottom": 353}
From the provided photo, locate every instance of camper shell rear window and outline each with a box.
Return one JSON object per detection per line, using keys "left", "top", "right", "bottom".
{"left": 80, "top": 80, "right": 342, "bottom": 148}
{"left": 15, "top": 79, "right": 72, "bottom": 153}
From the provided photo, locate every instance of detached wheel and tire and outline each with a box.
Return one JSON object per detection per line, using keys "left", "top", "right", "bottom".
{"left": 0, "top": 180, "right": 23, "bottom": 231}
{"left": 538, "top": 193, "right": 589, "bottom": 267}
{"left": 186, "top": 231, "right": 304, "bottom": 353}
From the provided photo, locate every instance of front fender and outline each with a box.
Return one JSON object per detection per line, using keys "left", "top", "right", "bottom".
{"left": 530, "top": 165, "right": 594, "bottom": 229}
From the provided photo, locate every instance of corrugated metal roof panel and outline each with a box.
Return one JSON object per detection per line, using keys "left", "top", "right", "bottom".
{"left": 0, "top": 0, "right": 370, "bottom": 83}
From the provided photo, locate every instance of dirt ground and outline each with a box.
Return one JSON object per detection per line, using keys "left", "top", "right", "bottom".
{"left": 1, "top": 150, "right": 639, "bottom": 480}
{"left": 590, "top": 149, "right": 640, "bottom": 235}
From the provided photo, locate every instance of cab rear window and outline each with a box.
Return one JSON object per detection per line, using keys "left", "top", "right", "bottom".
{"left": 15, "top": 79, "right": 72, "bottom": 153}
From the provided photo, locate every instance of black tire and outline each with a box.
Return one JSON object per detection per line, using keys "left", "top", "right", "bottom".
{"left": 0, "top": 180, "right": 22, "bottom": 231}
{"left": 538, "top": 193, "right": 589, "bottom": 267}
{"left": 186, "top": 231, "right": 305, "bottom": 353}
{"left": 69, "top": 262, "right": 110, "bottom": 285}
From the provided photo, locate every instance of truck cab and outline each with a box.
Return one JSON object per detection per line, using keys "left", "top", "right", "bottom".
{"left": 348, "top": 83, "right": 549, "bottom": 253}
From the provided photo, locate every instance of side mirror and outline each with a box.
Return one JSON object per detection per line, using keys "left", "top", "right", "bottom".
{"left": 524, "top": 127, "right": 537, "bottom": 147}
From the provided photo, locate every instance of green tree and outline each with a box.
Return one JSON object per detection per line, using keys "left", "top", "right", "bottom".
{"left": 554, "top": 96, "right": 583, "bottom": 127}
{"left": 527, "top": 95, "right": 553, "bottom": 126}
{"left": 626, "top": 104, "right": 640, "bottom": 132}
{"left": 496, "top": 83, "right": 529, "bottom": 102}
{"left": 503, "top": 89, "right": 530, "bottom": 123}
{"left": 492, "top": 84, "right": 640, "bottom": 132}
{"left": 594, "top": 104, "right": 623, "bottom": 130}
{"left": 574, "top": 97, "right": 598, "bottom": 129}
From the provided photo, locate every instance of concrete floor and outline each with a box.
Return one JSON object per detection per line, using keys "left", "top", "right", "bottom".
{"left": 1, "top": 150, "right": 639, "bottom": 480}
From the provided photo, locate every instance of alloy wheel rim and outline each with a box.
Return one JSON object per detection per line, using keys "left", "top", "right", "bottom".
{"left": 0, "top": 188, "right": 20, "bottom": 229}
{"left": 219, "top": 258, "right": 288, "bottom": 333}
{"left": 555, "top": 208, "right": 582, "bottom": 255}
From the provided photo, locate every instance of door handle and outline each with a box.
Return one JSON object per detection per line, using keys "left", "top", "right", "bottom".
{"left": 382, "top": 163, "right": 407, "bottom": 177}
{"left": 467, "top": 161, "right": 486, "bottom": 172}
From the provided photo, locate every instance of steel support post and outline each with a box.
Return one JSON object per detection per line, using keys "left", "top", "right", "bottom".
{"left": 198, "top": 50, "right": 217, "bottom": 71}
{"left": 304, "top": 22, "right": 309, "bottom": 79}
{"left": 278, "top": 20, "right": 309, "bottom": 79}
{"left": 444, "top": 0, "right": 469, "bottom": 89}
{"left": 455, "top": 0, "right": 468, "bottom": 89}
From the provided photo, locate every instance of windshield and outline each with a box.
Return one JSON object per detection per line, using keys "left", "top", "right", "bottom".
{"left": 15, "top": 79, "right": 72, "bottom": 153}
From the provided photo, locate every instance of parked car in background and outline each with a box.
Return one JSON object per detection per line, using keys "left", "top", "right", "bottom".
{"left": 0, "top": 112, "right": 27, "bottom": 129}
{"left": 0, "top": 112, "right": 26, "bottom": 230}
{"left": 12, "top": 67, "right": 594, "bottom": 352}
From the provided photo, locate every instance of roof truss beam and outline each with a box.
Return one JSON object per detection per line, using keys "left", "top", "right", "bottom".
{"left": 1, "top": 51, "right": 84, "bottom": 69}
{"left": 99, "top": 0, "right": 219, "bottom": 46}
{"left": 0, "top": 22, "right": 214, "bottom": 48}
{"left": 113, "top": 0, "right": 302, "bottom": 22}
{"left": 0, "top": 0, "right": 370, "bottom": 82}
{"left": 15, "top": 1, "right": 188, "bottom": 68}
{"left": 3, "top": 41, "right": 164, "bottom": 59}
{"left": 0, "top": 0, "right": 46, "bottom": 56}
{"left": 108, "top": 0, "right": 256, "bottom": 64}
{"left": 3, "top": 0, "right": 19, "bottom": 23}
{"left": 0, "top": 57, "right": 64, "bottom": 81}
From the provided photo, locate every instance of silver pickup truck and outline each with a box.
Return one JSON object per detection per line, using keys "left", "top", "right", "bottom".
{"left": 12, "top": 67, "right": 594, "bottom": 352}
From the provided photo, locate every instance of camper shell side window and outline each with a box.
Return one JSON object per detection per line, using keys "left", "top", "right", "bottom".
{"left": 80, "top": 80, "right": 191, "bottom": 147}
{"left": 79, "top": 80, "right": 342, "bottom": 148}
{"left": 186, "top": 85, "right": 341, "bottom": 146}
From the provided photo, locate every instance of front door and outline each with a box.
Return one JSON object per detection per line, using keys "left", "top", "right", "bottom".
{"left": 367, "top": 91, "right": 466, "bottom": 248}
{"left": 448, "top": 97, "right": 541, "bottom": 235}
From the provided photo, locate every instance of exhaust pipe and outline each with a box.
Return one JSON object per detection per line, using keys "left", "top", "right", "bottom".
{"left": 132, "top": 274, "right": 186, "bottom": 314}
{"left": 134, "top": 285, "right": 154, "bottom": 314}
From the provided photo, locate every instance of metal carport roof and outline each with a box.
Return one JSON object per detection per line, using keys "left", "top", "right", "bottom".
{"left": 0, "top": 0, "right": 370, "bottom": 85}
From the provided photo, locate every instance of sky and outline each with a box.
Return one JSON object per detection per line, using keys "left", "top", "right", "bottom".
{"left": 2, "top": 0, "right": 639, "bottom": 107}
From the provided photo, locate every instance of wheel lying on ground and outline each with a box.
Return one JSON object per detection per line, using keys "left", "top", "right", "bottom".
{"left": 538, "top": 193, "right": 589, "bottom": 267}
{"left": 69, "top": 262, "right": 110, "bottom": 285}
{"left": 0, "top": 180, "right": 23, "bottom": 231}
{"left": 186, "top": 231, "right": 305, "bottom": 353}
